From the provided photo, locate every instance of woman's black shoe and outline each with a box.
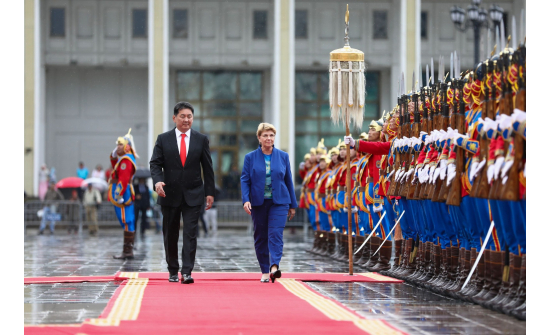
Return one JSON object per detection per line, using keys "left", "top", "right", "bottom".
{"left": 270, "top": 269, "right": 281, "bottom": 283}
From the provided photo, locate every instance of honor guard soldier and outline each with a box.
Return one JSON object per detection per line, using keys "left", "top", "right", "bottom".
{"left": 109, "top": 129, "right": 138, "bottom": 259}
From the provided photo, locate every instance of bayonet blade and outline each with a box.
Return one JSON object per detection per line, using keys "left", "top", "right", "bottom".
{"left": 438, "top": 56, "right": 442, "bottom": 82}
{"left": 450, "top": 52, "right": 454, "bottom": 79}
{"left": 500, "top": 19, "right": 506, "bottom": 51}
{"left": 412, "top": 70, "right": 415, "bottom": 93}
{"left": 496, "top": 25, "right": 500, "bottom": 54}
{"left": 431, "top": 58, "right": 434, "bottom": 85}
{"left": 426, "top": 64, "right": 429, "bottom": 89}
{"left": 512, "top": 16, "right": 517, "bottom": 49}
{"left": 486, "top": 29, "right": 491, "bottom": 58}
{"left": 401, "top": 72, "right": 405, "bottom": 95}
{"left": 458, "top": 53, "right": 461, "bottom": 78}
{"left": 520, "top": 9, "right": 525, "bottom": 44}
{"left": 455, "top": 51, "right": 459, "bottom": 78}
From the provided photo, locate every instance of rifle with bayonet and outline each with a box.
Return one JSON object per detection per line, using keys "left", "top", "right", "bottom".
{"left": 398, "top": 90, "right": 412, "bottom": 197}
{"left": 430, "top": 77, "right": 450, "bottom": 202}
{"left": 470, "top": 58, "right": 495, "bottom": 198}
{"left": 388, "top": 82, "right": 404, "bottom": 196}
{"left": 406, "top": 90, "right": 421, "bottom": 199}
{"left": 413, "top": 86, "right": 430, "bottom": 200}
{"left": 488, "top": 55, "right": 506, "bottom": 200}
{"left": 447, "top": 76, "right": 466, "bottom": 206}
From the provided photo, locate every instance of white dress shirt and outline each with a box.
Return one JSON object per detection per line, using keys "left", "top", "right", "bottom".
{"left": 175, "top": 128, "right": 191, "bottom": 156}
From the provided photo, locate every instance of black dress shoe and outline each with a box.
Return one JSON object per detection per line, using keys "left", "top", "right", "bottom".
{"left": 181, "top": 274, "right": 194, "bottom": 284}
{"left": 168, "top": 274, "right": 179, "bottom": 282}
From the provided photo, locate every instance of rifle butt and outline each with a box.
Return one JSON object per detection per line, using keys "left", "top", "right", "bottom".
{"left": 429, "top": 179, "right": 442, "bottom": 201}
{"left": 436, "top": 179, "right": 452, "bottom": 202}
{"left": 474, "top": 165, "right": 490, "bottom": 198}
{"left": 413, "top": 181, "right": 423, "bottom": 199}
{"left": 446, "top": 173, "right": 463, "bottom": 206}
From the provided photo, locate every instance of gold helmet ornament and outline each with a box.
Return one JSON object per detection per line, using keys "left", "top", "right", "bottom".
{"left": 316, "top": 138, "right": 327, "bottom": 155}
{"left": 338, "top": 138, "right": 346, "bottom": 149}
{"left": 319, "top": 154, "right": 330, "bottom": 163}
{"left": 116, "top": 128, "right": 139, "bottom": 158}
{"left": 329, "top": 146, "right": 339, "bottom": 157}
{"left": 369, "top": 120, "right": 383, "bottom": 132}
{"left": 304, "top": 153, "right": 311, "bottom": 161}
{"left": 359, "top": 132, "right": 368, "bottom": 140}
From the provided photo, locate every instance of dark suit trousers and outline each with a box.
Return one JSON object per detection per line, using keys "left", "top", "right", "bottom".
{"left": 161, "top": 198, "right": 201, "bottom": 275}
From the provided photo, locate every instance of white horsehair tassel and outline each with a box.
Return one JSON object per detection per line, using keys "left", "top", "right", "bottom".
{"left": 337, "top": 61, "right": 342, "bottom": 107}
{"left": 348, "top": 61, "right": 353, "bottom": 107}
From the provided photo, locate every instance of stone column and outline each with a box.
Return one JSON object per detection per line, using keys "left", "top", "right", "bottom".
{"left": 24, "top": 0, "right": 41, "bottom": 195}
{"left": 400, "top": 0, "right": 421, "bottom": 92}
{"left": 272, "top": 0, "right": 295, "bottom": 171}
{"left": 148, "top": 0, "right": 169, "bottom": 159}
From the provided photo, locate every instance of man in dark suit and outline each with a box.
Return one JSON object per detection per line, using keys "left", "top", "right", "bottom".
{"left": 150, "top": 101, "right": 215, "bottom": 284}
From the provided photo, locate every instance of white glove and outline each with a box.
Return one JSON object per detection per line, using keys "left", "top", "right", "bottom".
{"left": 487, "top": 164, "right": 495, "bottom": 184}
{"left": 446, "top": 164, "right": 457, "bottom": 187}
{"left": 439, "top": 160, "right": 448, "bottom": 180}
{"left": 351, "top": 207, "right": 358, "bottom": 213}
{"left": 433, "top": 167, "right": 441, "bottom": 183}
{"left": 419, "top": 166, "right": 429, "bottom": 183}
{"left": 499, "top": 114, "right": 512, "bottom": 130}
{"left": 343, "top": 207, "right": 348, "bottom": 213}
{"left": 111, "top": 147, "right": 118, "bottom": 159}
{"left": 492, "top": 156, "right": 505, "bottom": 181}
{"left": 469, "top": 161, "right": 479, "bottom": 181}
{"left": 299, "top": 162, "right": 305, "bottom": 170}
{"left": 500, "top": 160, "right": 514, "bottom": 180}
{"left": 406, "top": 167, "right": 415, "bottom": 180}
{"left": 373, "top": 205, "right": 384, "bottom": 213}
{"left": 428, "top": 165, "right": 436, "bottom": 183}
{"left": 117, "top": 197, "right": 125, "bottom": 204}
{"left": 387, "top": 169, "right": 395, "bottom": 179}
{"left": 344, "top": 135, "right": 356, "bottom": 147}
{"left": 473, "top": 159, "right": 486, "bottom": 179}
{"left": 396, "top": 168, "right": 404, "bottom": 182}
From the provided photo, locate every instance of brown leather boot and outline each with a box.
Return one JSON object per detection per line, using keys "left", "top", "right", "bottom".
{"left": 492, "top": 252, "right": 521, "bottom": 312}
{"left": 113, "top": 231, "right": 135, "bottom": 259}
{"left": 309, "top": 231, "right": 321, "bottom": 254}
{"left": 386, "top": 239, "right": 404, "bottom": 275}
{"left": 365, "top": 236, "right": 380, "bottom": 269}
{"left": 502, "top": 254, "right": 526, "bottom": 317}
{"left": 394, "top": 238, "right": 415, "bottom": 278}
{"left": 473, "top": 250, "right": 504, "bottom": 304}
{"left": 428, "top": 247, "right": 449, "bottom": 288}
{"left": 416, "top": 242, "right": 435, "bottom": 283}
{"left": 338, "top": 234, "right": 351, "bottom": 262}
{"left": 448, "top": 249, "right": 471, "bottom": 297}
{"left": 332, "top": 233, "right": 345, "bottom": 259}
{"left": 370, "top": 241, "right": 392, "bottom": 272}
{"left": 325, "top": 232, "right": 336, "bottom": 256}
{"left": 442, "top": 247, "right": 466, "bottom": 292}
{"left": 353, "top": 236, "right": 365, "bottom": 264}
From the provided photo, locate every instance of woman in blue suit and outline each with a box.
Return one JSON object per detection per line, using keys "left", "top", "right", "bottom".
{"left": 241, "top": 123, "right": 298, "bottom": 283}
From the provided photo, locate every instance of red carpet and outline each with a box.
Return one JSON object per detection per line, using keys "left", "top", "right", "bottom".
{"left": 25, "top": 272, "right": 406, "bottom": 335}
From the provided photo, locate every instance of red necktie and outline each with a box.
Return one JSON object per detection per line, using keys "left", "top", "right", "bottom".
{"left": 180, "top": 134, "right": 187, "bottom": 168}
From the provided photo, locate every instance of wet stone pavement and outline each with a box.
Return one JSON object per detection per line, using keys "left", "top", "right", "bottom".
{"left": 24, "top": 229, "right": 526, "bottom": 334}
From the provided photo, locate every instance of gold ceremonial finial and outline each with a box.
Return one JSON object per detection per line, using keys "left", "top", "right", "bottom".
{"left": 127, "top": 128, "right": 132, "bottom": 135}
{"left": 345, "top": 4, "right": 349, "bottom": 25}
{"left": 443, "top": 72, "right": 449, "bottom": 81}
{"left": 490, "top": 45, "right": 496, "bottom": 57}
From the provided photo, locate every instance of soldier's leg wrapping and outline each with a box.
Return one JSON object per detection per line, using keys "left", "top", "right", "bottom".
{"left": 489, "top": 200, "right": 512, "bottom": 251}
{"left": 496, "top": 200, "right": 525, "bottom": 255}
{"left": 409, "top": 200, "right": 428, "bottom": 243}
{"left": 308, "top": 205, "right": 317, "bottom": 231}
{"left": 331, "top": 210, "right": 340, "bottom": 231}
{"left": 461, "top": 196, "right": 482, "bottom": 250}
{"left": 430, "top": 201, "right": 455, "bottom": 248}
{"left": 371, "top": 207, "right": 390, "bottom": 241}
{"left": 419, "top": 201, "right": 437, "bottom": 243}
{"left": 395, "top": 199, "right": 413, "bottom": 240}
{"left": 448, "top": 204, "right": 470, "bottom": 250}
{"left": 473, "top": 198, "right": 497, "bottom": 250}
{"left": 383, "top": 198, "right": 398, "bottom": 239}
{"left": 319, "top": 199, "right": 330, "bottom": 231}
{"left": 400, "top": 199, "right": 418, "bottom": 240}
{"left": 114, "top": 204, "right": 135, "bottom": 232}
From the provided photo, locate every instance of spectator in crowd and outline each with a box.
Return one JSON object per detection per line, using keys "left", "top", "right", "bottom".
{"left": 91, "top": 164, "right": 105, "bottom": 180}
{"left": 150, "top": 191, "right": 162, "bottom": 234}
{"left": 83, "top": 184, "right": 102, "bottom": 236}
{"left": 134, "top": 178, "right": 150, "bottom": 237}
{"left": 77, "top": 162, "right": 89, "bottom": 179}
{"left": 66, "top": 190, "right": 81, "bottom": 234}
{"left": 204, "top": 187, "right": 221, "bottom": 236}
{"left": 49, "top": 166, "right": 57, "bottom": 184}
{"left": 38, "top": 165, "right": 50, "bottom": 201}
{"left": 199, "top": 203, "right": 209, "bottom": 237}
{"left": 38, "top": 182, "right": 64, "bottom": 235}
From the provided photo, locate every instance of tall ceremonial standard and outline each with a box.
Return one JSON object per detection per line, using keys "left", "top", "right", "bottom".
{"left": 328, "top": 4, "right": 366, "bottom": 275}
{"left": 307, "top": 11, "right": 526, "bottom": 321}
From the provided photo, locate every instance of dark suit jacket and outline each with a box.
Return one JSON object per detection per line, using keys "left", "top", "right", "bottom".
{"left": 149, "top": 128, "right": 215, "bottom": 207}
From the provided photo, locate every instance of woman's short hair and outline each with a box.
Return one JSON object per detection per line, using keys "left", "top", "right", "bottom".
{"left": 256, "top": 122, "right": 277, "bottom": 137}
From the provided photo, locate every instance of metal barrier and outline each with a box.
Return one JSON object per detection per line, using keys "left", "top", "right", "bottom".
{"left": 24, "top": 200, "right": 310, "bottom": 234}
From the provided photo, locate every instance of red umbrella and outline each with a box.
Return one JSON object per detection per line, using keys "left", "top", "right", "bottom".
{"left": 56, "top": 177, "right": 84, "bottom": 189}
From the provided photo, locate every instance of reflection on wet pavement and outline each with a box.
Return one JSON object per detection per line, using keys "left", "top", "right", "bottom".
{"left": 24, "top": 229, "right": 526, "bottom": 333}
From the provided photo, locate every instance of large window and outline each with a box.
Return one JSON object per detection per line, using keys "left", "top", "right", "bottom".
{"left": 176, "top": 71, "right": 264, "bottom": 199}
{"left": 173, "top": 9, "right": 188, "bottom": 39}
{"left": 421, "top": 11, "right": 428, "bottom": 39}
{"left": 373, "top": 10, "right": 388, "bottom": 40}
{"left": 294, "top": 71, "right": 380, "bottom": 176}
{"left": 295, "top": 10, "right": 308, "bottom": 39}
{"left": 253, "top": 10, "right": 268, "bottom": 39}
{"left": 50, "top": 8, "right": 66, "bottom": 37}
{"left": 132, "top": 9, "right": 148, "bottom": 38}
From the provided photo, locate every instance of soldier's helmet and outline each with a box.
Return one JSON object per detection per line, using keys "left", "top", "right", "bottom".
{"left": 117, "top": 128, "right": 139, "bottom": 159}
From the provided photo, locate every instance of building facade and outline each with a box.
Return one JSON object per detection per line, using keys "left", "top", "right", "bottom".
{"left": 24, "top": 0, "right": 525, "bottom": 197}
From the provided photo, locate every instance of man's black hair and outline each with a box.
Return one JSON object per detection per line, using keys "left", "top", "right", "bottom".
{"left": 173, "top": 101, "right": 194, "bottom": 116}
